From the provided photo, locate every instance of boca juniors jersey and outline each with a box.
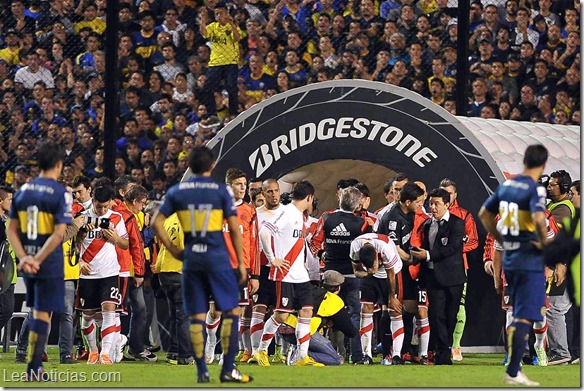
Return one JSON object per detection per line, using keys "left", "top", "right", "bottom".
{"left": 483, "top": 175, "right": 547, "bottom": 272}
{"left": 9, "top": 177, "right": 72, "bottom": 279}
{"left": 159, "top": 176, "right": 236, "bottom": 271}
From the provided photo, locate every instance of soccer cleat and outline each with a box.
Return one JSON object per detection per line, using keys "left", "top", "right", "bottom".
{"left": 401, "top": 352, "right": 414, "bottom": 363}
{"left": 197, "top": 372, "right": 211, "bottom": 383}
{"left": 547, "top": 354, "right": 570, "bottom": 366}
{"left": 220, "top": 368, "right": 254, "bottom": 383}
{"left": 15, "top": 353, "right": 27, "bottom": 363}
{"left": 235, "top": 350, "right": 245, "bottom": 361}
{"left": 296, "top": 355, "right": 325, "bottom": 367}
{"left": 570, "top": 357, "right": 580, "bottom": 365}
{"left": 272, "top": 347, "right": 287, "bottom": 364}
{"left": 381, "top": 355, "right": 392, "bottom": 366}
{"left": 354, "top": 355, "right": 374, "bottom": 365}
{"left": 42, "top": 352, "right": 48, "bottom": 362}
{"left": 534, "top": 346, "right": 548, "bottom": 366}
{"left": 99, "top": 354, "right": 113, "bottom": 365}
{"left": 248, "top": 351, "right": 270, "bottom": 366}
{"left": 419, "top": 356, "right": 434, "bottom": 366}
{"left": 238, "top": 350, "right": 252, "bottom": 363}
{"left": 87, "top": 352, "right": 100, "bottom": 365}
{"left": 392, "top": 355, "right": 405, "bottom": 365}
{"left": 503, "top": 352, "right": 509, "bottom": 366}
{"left": 204, "top": 341, "right": 216, "bottom": 364}
{"left": 504, "top": 371, "right": 540, "bottom": 386}
{"left": 452, "top": 347, "right": 463, "bottom": 362}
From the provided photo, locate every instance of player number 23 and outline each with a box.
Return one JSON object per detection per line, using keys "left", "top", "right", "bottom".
{"left": 499, "top": 201, "right": 520, "bottom": 237}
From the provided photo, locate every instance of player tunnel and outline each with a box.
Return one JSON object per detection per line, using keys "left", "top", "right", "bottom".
{"left": 183, "top": 80, "right": 580, "bottom": 349}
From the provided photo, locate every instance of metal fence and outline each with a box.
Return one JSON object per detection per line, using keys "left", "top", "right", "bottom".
{"left": 0, "top": 0, "right": 579, "bottom": 189}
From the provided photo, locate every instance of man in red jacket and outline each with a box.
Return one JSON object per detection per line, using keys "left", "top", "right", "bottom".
{"left": 112, "top": 176, "right": 154, "bottom": 362}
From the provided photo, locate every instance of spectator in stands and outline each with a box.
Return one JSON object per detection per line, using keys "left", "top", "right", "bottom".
{"left": 14, "top": 49, "right": 55, "bottom": 92}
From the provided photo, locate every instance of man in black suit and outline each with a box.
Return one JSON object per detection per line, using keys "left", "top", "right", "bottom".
{"left": 410, "top": 188, "right": 466, "bottom": 365}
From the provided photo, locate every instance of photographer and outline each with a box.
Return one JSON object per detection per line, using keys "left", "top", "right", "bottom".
{"left": 76, "top": 186, "right": 129, "bottom": 365}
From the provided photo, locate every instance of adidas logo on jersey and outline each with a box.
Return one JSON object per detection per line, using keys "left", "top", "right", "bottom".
{"left": 331, "top": 223, "right": 351, "bottom": 236}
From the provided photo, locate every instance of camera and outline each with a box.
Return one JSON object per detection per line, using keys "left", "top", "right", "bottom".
{"left": 85, "top": 216, "right": 111, "bottom": 229}
{"left": 280, "top": 192, "right": 292, "bottom": 205}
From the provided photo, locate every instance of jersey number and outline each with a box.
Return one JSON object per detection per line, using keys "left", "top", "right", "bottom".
{"left": 499, "top": 201, "right": 520, "bottom": 236}
{"left": 187, "top": 204, "right": 213, "bottom": 238}
{"left": 26, "top": 206, "right": 39, "bottom": 240}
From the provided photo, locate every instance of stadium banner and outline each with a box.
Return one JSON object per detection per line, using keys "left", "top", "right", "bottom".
{"left": 187, "top": 80, "right": 507, "bottom": 347}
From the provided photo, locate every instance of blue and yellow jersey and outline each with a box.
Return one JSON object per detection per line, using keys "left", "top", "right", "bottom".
{"left": 203, "top": 23, "right": 242, "bottom": 66}
{"left": 8, "top": 177, "right": 72, "bottom": 279}
{"left": 483, "top": 175, "right": 547, "bottom": 271}
{"left": 132, "top": 30, "right": 159, "bottom": 59}
{"left": 74, "top": 19, "right": 106, "bottom": 35}
{"left": 158, "top": 176, "right": 236, "bottom": 271}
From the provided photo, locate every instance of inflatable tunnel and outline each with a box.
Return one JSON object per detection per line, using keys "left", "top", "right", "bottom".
{"left": 184, "top": 80, "right": 580, "bottom": 348}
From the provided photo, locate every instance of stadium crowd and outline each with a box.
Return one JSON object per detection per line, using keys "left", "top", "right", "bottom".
{"left": 0, "top": 0, "right": 580, "bottom": 191}
{"left": 0, "top": 0, "right": 580, "bottom": 378}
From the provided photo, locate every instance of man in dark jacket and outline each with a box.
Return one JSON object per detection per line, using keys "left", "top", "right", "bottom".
{"left": 411, "top": 188, "right": 465, "bottom": 365}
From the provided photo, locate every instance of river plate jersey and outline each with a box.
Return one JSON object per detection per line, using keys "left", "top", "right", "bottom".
{"left": 9, "top": 177, "right": 72, "bottom": 279}
{"left": 159, "top": 176, "right": 236, "bottom": 271}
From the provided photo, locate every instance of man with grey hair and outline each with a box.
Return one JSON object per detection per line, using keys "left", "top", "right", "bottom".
{"left": 310, "top": 186, "right": 373, "bottom": 364}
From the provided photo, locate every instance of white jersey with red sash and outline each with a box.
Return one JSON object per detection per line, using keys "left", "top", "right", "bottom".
{"left": 260, "top": 203, "right": 309, "bottom": 283}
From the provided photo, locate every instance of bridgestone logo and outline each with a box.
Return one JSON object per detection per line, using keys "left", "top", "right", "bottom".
{"left": 248, "top": 117, "right": 438, "bottom": 177}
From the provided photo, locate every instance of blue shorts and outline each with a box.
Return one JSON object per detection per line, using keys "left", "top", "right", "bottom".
{"left": 504, "top": 269, "right": 546, "bottom": 322}
{"left": 182, "top": 268, "right": 239, "bottom": 315}
{"left": 25, "top": 277, "right": 65, "bottom": 313}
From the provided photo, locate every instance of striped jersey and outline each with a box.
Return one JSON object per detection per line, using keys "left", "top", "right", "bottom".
{"left": 79, "top": 208, "right": 126, "bottom": 279}
{"left": 349, "top": 233, "right": 403, "bottom": 279}
{"left": 158, "top": 176, "right": 236, "bottom": 271}
{"left": 260, "top": 203, "right": 309, "bottom": 283}
{"left": 9, "top": 177, "right": 72, "bottom": 279}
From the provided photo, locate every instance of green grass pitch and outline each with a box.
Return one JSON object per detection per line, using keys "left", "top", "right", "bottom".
{"left": 0, "top": 349, "right": 580, "bottom": 387}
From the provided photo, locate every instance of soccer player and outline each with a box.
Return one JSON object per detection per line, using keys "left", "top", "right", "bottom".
{"left": 350, "top": 233, "right": 403, "bottom": 365}
{"left": 479, "top": 144, "right": 550, "bottom": 386}
{"left": 254, "top": 180, "right": 322, "bottom": 367}
{"left": 204, "top": 168, "right": 259, "bottom": 364}
{"left": 152, "top": 146, "right": 252, "bottom": 383}
{"left": 77, "top": 186, "right": 129, "bottom": 365}
{"left": 248, "top": 179, "right": 281, "bottom": 362}
{"left": 378, "top": 182, "right": 426, "bottom": 363}
{"left": 7, "top": 142, "right": 71, "bottom": 380}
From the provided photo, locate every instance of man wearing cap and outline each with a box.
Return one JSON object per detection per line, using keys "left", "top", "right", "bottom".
{"left": 0, "top": 29, "right": 21, "bottom": 65}
{"left": 469, "top": 39, "right": 498, "bottom": 78}
{"left": 282, "top": 270, "right": 357, "bottom": 366}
